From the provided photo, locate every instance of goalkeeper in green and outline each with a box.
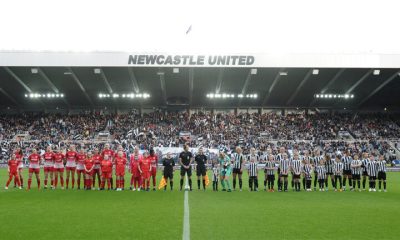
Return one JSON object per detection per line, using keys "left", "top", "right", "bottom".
{"left": 218, "top": 151, "right": 232, "bottom": 192}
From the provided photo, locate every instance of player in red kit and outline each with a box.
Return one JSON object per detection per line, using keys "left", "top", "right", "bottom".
{"left": 14, "top": 147, "right": 24, "bottom": 188}
{"left": 100, "top": 155, "right": 113, "bottom": 190}
{"left": 53, "top": 148, "right": 65, "bottom": 189}
{"left": 129, "top": 146, "right": 143, "bottom": 191}
{"left": 101, "top": 143, "right": 115, "bottom": 189}
{"left": 5, "top": 154, "right": 22, "bottom": 189}
{"left": 139, "top": 151, "right": 152, "bottom": 191}
{"left": 92, "top": 148, "right": 102, "bottom": 190}
{"left": 76, "top": 148, "right": 86, "bottom": 190}
{"left": 65, "top": 145, "right": 78, "bottom": 189}
{"left": 84, "top": 151, "right": 95, "bottom": 190}
{"left": 115, "top": 151, "right": 127, "bottom": 191}
{"left": 27, "top": 149, "right": 41, "bottom": 190}
{"left": 42, "top": 146, "right": 54, "bottom": 189}
{"left": 149, "top": 148, "right": 159, "bottom": 191}
{"left": 114, "top": 145, "right": 126, "bottom": 189}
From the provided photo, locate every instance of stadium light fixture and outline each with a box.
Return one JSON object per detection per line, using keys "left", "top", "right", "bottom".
{"left": 312, "top": 69, "right": 319, "bottom": 75}
{"left": 173, "top": 68, "right": 179, "bottom": 73}
{"left": 99, "top": 92, "right": 150, "bottom": 99}
{"left": 384, "top": 107, "right": 387, "bottom": 111}
{"left": 25, "top": 92, "right": 64, "bottom": 98}
{"left": 251, "top": 69, "right": 257, "bottom": 75}
{"left": 373, "top": 69, "right": 380, "bottom": 75}
{"left": 279, "top": 71, "right": 288, "bottom": 76}
{"left": 315, "top": 93, "right": 354, "bottom": 99}
{"left": 31, "top": 68, "right": 38, "bottom": 74}
{"left": 94, "top": 68, "right": 101, "bottom": 74}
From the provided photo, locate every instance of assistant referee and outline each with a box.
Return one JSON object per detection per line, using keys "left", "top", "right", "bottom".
{"left": 179, "top": 144, "right": 194, "bottom": 191}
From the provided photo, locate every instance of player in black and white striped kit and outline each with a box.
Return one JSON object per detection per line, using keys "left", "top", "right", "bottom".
{"left": 324, "top": 154, "right": 335, "bottom": 191}
{"left": 231, "top": 146, "right": 245, "bottom": 191}
{"left": 333, "top": 155, "right": 344, "bottom": 192}
{"left": 291, "top": 153, "right": 302, "bottom": 192}
{"left": 276, "top": 147, "right": 286, "bottom": 191}
{"left": 302, "top": 157, "right": 313, "bottom": 191}
{"left": 377, "top": 155, "right": 387, "bottom": 192}
{"left": 313, "top": 150, "right": 324, "bottom": 191}
{"left": 316, "top": 158, "right": 326, "bottom": 191}
{"left": 341, "top": 151, "right": 353, "bottom": 191}
{"left": 366, "top": 155, "right": 378, "bottom": 192}
{"left": 264, "top": 154, "right": 276, "bottom": 192}
{"left": 361, "top": 152, "right": 370, "bottom": 191}
{"left": 248, "top": 154, "right": 259, "bottom": 191}
{"left": 279, "top": 153, "right": 290, "bottom": 192}
{"left": 302, "top": 150, "right": 312, "bottom": 190}
{"left": 351, "top": 154, "right": 362, "bottom": 191}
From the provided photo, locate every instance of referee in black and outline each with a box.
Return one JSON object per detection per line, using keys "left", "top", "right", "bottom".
{"left": 195, "top": 147, "right": 208, "bottom": 190}
{"left": 162, "top": 152, "right": 175, "bottom": 191}
{"left": 179, "top": 144, "right": 194, "bottom": 191}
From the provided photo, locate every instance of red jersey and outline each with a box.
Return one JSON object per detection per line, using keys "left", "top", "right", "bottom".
{"left": 139, "top": 157, "right": 151, "bottom": 172}
{"left": 101, "top": 149, "right": 114, "bottom": 159}
{"left": 52, "top": 153, "right": 65, "bottom": 163}
{"left": 76, "top": 153, "right": 86, "bottom": 166}
{"left": 84, "top": 158, "right": 95, "bottom": 170}
{"left": 149, "top": 155, "right": 158, "bottom": 168}
{"left": 130, "top": 154, "right": 142, "bottom": 172}
{"left": 8, "top": 159, "right": 19, "bottom": 173}
{"left": 101, "top": 160, "right": 113, "bottom": 173}
{"left": 65, "top": 151, "right": 78, "bottom": 164}
{"left": 115, "top": 156, "right": 127, "bottom": 173}
{"left": 28, "top": 153, "right": 41, "bottom": 168}
{"left": 93, "top": 154, "right": 102, "bottom": 165}
{"left": 15, "top": 152, "right": 23, "bottom": 164}
{"left": 114, "top": 151, "right": 127, "bottom": 159}
{"left": 43, "top": 152, "right": 54, "bottom": 166}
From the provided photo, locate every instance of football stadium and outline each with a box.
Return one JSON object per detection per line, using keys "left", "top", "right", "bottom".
{"left": 1, "top": 1, "right": 400, "bottom": 240}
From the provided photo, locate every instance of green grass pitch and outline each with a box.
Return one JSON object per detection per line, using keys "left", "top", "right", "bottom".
{"left": 0, "top": 169, "right": 399, "bottom": 240}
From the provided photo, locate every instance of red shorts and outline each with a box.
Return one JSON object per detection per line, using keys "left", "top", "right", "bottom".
{"left": 44, "top": 167, "right": 54, "bottom": 172}
{"left": 29, "top": 168, "right": 40, "bottom": 174}
{"left": 142, "top": 171, "right": 150, "bottom": 179}
{"left": 131, "top": 170, "right": 141, "bottom": 178}
{"left": 9, "top": 172, "right": 18, "bottom": 177}
{"left": 85, "top": 170, "right": 93, "bottom": 176}
{"left": 76, "top": 169, "right": 85, "bottom": 174}
{"left": 54, "top": 168, "right": 64, "bottom": 173}
{"left": 116, "top": 170, "right": 125, "bottom": 177}
{"left": 66, "top": 167, "right": 76, "bottom": 171}
{"left": 151, "top": 167, "right": 157, "bottom": 176}
{"left": 102, "top": 172, "right": 112, "bottom": 179}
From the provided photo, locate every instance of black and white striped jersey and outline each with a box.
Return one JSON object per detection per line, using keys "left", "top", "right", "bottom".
{"left": 361, "top": 158, "right": 370, "bottom": 172}
{"left": 377, "top": 161, "right": 387, "bottom": 172}
{"left": 303, "top": 164, "right": 313, "bottom": 177}
{"left": 333, "top": 162, "right": 344, "bottom": 175}
{"left": 291, "top": 159, "right": 302, "bottom": 175}
{"left": 316, "top": 165, "right": 326, "bottom": 179}
{"left": 276, "top": 153, "right": 284, "bottom": 162}
{"left": 279, "top": 159, "right": 290, "bottom": 174}
{"left": 247, "top": 154, "right": 260, "bottom": 163}
{"left": 342, "top": 156, "right": 353, "bottom": 171}
{"left": 248, "top": 161, "right": 258, "bottom": 177}
{"left": 264, "top": 161, "right": 276, "bottom": 175}
{"left": 351, "top": 160, "right": 362, "bottom": 175}
{"left": 325, "top": 158, "right": 335, "bottom": 173}
{"left": 367, "top": 160, "right": 378, "bottom": 177}
{"left": 232, "top": 153, "right": 245, "bottom": 169}
{"left": 313, "top": 155, "right": 324, "bottom": 168}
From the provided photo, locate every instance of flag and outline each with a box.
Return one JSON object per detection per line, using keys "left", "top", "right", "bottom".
{"left": 204, "top": 175, "right": 210, "bottom": 186}
{"left": 158, "top": 177, "right": 167, "bottom": 190}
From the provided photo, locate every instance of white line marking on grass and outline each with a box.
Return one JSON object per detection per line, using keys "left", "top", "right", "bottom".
{"left": 183, "top": 191, "right": 190, "bottom": 240}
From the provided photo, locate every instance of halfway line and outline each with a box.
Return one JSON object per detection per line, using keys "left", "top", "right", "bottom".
{"left": 183, "top": 190, "right": 190, "bottom": 240}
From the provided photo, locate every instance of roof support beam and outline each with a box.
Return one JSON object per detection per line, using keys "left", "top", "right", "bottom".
{"left": 309, "top": 69, "right": 345, "bottom": 107}
{"left": 67, "top": 67, "right": 94, "bottom": 107}
{"left": 238, "top": 70, "right": 252, "bottom": 106}
{"left": 99, "top": 68, "right": 114, "bottom": 94}
{"left": 263, "top": 68, "right": 284, "bottom": 105}
{"left": 189, "top": 68, "right": 194, "bottom": 105}
{"left": 215, "top": 68, "right": 225, "bottom": 93}
{"left": 286, "top": 69, "right": 312, "bottom": 105}
{"left": 358, "top": 71, "right": 400, "bottom": 107}
{"left": 159, "top": 72, "right": 167, "bottom": 104}
{"left": 346, "top": 69, "right": 373, "bottom": 94}
{"left": 38, "top": 68, "right": 70, "bottom": 107}
{"left": 127, "top": 68, "right": 140, "bottom": 93}
{"left": 3, "top": 67, "right": 32, "bottom": 93}
{"left": 0, "top": 87, "right": 20, "bottom": 106}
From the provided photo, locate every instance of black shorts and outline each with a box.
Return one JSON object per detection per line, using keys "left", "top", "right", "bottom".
{"left": 369, "top": 176, "right": 376, "bottom": 180}
{"left": 362, "top": 171, "right": 368, "bottom": 176}
{"left": 293, "top": 174, "right": 301, "bottom": 179}
{"left": 343, "top": 170, "right": 352, "bottom": 175}
{"left": 326, "top": 171, "right": 333, "bottom": 175}
{"left": 233, "top": 168, "right": 243, "bottom": 174}
{"left": 378, "top": 172, "right": 386, "bottom": 180}
{"left": 196, "top": 165, "right": 206, "bottom": 176}
{"left": 280, "top": 174, "right": 288, "bottom": 178}
{"left": 164, "top": 171, "right": 173, "bottom": 179}
{"left": 267, "top": 174, "right": 275, "bottom": 181}
{"left": 180, "top": 166, "right": 192, "bottom": 177}
{"left": 352, "top": 174, "right": 360, "bottom": 180}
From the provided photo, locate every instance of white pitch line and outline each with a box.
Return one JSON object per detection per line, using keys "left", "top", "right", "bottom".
{"left": 183, "top": 190, "right": 190, "bottom": 240}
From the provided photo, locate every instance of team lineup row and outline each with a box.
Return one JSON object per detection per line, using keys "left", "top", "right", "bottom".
{"left": 4, "top": 144, "right": 389, "bottom": 192}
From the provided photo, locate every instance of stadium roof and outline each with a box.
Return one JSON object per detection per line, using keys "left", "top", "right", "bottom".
{"left": 0, "top": 66, "right": 399, "bottom": 111}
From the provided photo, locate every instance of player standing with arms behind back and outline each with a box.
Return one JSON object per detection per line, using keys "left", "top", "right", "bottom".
{"left": 179, "top": 144, "right": 194, "bottom": 191}
{"left": 195, "top": 147, "right": 208, "bottom": 191}
{"left": 42, "top": 146, "right": 54, "bottom": 189}
{"left": 5, "top": 154, "right": 22, "bottom": 189}
{"left": 92, "top": 148, "right": 102, "bottom": 190}
{"left": 27, "top": 148, "right": 41, "bottom": 190}
{"left": 162, "top": 152, "right": 175, "bottom": 191}
{"left": 377, "top": 155, "right": 387, "bottom": 192}
{"left": 65, "top": 145, "right": 77, "bottom": 189}
{"left": 149, "top": 148, "right": 158, "bottom": 191}
{"left": 232, "top": 146, "right": 245, "bottom": 191}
